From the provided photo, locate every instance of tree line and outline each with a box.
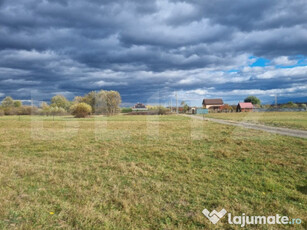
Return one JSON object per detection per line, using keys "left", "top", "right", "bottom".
{"left": 0, "top": 90, "right": 121, "bottom": 117}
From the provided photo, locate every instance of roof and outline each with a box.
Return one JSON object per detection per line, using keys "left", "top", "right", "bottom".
{"left": 133, "top": 103, "right": 146, "bottom": 108}
{"left": 238, "top": 102, "right": 253, "bottom": 109}
{"left": 202, "top": 98, "right": 224, "bottom": 105}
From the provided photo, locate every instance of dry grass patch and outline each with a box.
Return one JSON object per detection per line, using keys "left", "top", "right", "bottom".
{"left": 0, "top": 115, "right": 306, "bottom": 229}
{"left": 206, "top": 111, "right": 307, "bottom": 130}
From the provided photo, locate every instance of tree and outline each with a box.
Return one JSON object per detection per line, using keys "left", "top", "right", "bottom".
{"left": 300, "top": 104, "right": 307, "bottom": 109}
{"left": 1, "top": 96, "right": 14, "bottom": 107}
{"left": 180, "top": 101, "right": 189, "bottom": 113}
{"left": 95, "top": 90, "right": 107, "bottom": 114}
{"left": 14, "top": 100, "right": 22, "bottom": 107}
{"left": 41, "top": 102, "right": 51, "bottom": 116}
{"left": 244, "top": 96, "right": 261, "bottom": 105}
{"left": 47, "top": 106, "right": 66, "bottom": 117}
{"left": 50, "top": 95, "right": 71, "bottom": 111}
{"left": 106, "top": 91, "right": 121, "bottom": 115}
{"left": 73, "top": 96, "right": 84, "bottom": 104}
{"left": 284, "top": 101, "right": 298, "bottom": 108}
{"left": 183, "top": 104, "right": 189, "bottom": 113}
{"left": 17, "top": 106, "right": 36, "bottom": 115}
{"left": 70, "top": 103, "right": 92, "bottom": 118}
{"left": 73, "top": 92, "right": 98, "bottom": 113}
{"left": 83, "top": 91, "right": 97, "bottom": 112}
{"left": 96, "top": 90, "right": 121, "bottom": 115}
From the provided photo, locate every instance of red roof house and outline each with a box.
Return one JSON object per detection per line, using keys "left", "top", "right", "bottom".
{"left": 132, "top": 103, "right": 148, "bottom": 111}
{"left": 236, "top": 102, "right": 253, "bottom": 112}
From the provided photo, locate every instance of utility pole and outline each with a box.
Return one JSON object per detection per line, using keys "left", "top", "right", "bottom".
{"left": 275, "top": 95, "right": 278, "bottom": 107}
{"left": 158, "top": 89, "right": 160, "bottom": 106}
{"left": 176, "top": 92, "right": 178, "bottom": 114}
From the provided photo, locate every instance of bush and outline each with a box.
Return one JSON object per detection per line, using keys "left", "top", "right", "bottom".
{"left": 0, "top": 109, "right": 4, "bottom": 116}
{"left": 2, "top": 106, "right": 38, "bottom": 115}
{"left": 157, "top": 106, "right": 169, "bottom": 115}
{"left": 70, "top": 103, "right": 92, "bottom": 118}
{"left": 121, "top": 107, "right": 132, "bottom": 113}
{"left": 19, "top": 106, "right": 38, "bottom": 115}
{"left": 3, "top": 107, "right": 18, "bottom": 115}
{"left": 49, "top": 106, "right": 67, "bottom": 116}
{"left": 282, "top": 102, "right": 298, "bottom": 108}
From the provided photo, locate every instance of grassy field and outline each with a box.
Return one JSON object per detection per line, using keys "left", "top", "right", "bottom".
{"left": 0, "top": 115, "right": 306, "bottom": 229}
{"left": 205, "top": 112, "right": 307, "bottom": 130}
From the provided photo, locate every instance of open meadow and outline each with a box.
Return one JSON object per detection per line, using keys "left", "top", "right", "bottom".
{"left": 0, "top": 115, "right": 306, "bottom": 229}
{"left": 205, "top": 112, "right": 307, "bottom": 131}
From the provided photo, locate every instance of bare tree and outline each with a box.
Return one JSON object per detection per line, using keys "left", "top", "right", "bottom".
{"left": 95, "top": 90, "right": 121, "bottom": 115}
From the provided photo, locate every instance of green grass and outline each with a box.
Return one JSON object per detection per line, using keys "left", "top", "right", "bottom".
{"left": 205, "top": 112, "right": 307, "bottom": 130}
{"left": 0, "top": 115, "right": 306, "bottom": 229}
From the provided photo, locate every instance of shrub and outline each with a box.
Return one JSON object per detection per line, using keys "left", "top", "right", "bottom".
{"left": 70, "top": 103, "right": 92, "bottom": 118}
{"left": 121, "top": 107, "right": 132, "bottom": 113}
{"left": 19, "top": 106, "right": 38, "bottom": 115}
{"left": 3, "top": 106, "right": 38, "bottom": 115}
{"left": 157, "top": 106, "right": 169, "bottom": 115}
{"left": 282, "top": 102, "right": 298, "bottom": 108}
{"left": 3, "top": 107, "right": 18, "bottom": 115}
{"left": 49, "top": 106, "right": 67, "bottom": 116}
{"left": 0, "top": 109, "right": 4, "bottom": 116}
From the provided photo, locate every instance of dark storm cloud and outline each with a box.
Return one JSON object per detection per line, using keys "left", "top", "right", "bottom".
{"left": 0, "top": 0, "right": 306, "bottom": 104}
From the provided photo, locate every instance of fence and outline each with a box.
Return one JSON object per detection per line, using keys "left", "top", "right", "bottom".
{"left": 253, "top": 108, "right": 307, "bottom": 112}
{"left": 196, "top": 108, "right": 209, "bottom": 114}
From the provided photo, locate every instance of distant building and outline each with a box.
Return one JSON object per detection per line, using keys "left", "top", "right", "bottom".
{"left": 190, "top": 107, "right": 197, "bottom": 114}
{"left": 132, "top": 103, "right": 148, "bottom": 111}
{"left": 202, "top": 98, "right": 224, "bottom": 109}
{"left": 236, "top": 102, "right": 253, "bottom": 112}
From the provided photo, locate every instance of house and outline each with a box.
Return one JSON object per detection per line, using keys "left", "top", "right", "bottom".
{"left": 202, "top": 98, "right": 224, "bottom": 109}
{"left": 168, "top": 107, "right": 185, "bottom": 113}
{"left": 190, "top": 107, "right": 197, "bottom": 114}
{"left": 236, "top": 102, "right": 253, "bottom": 112}
{"left": 132, "top": 103, "right": 148, "bottom": 111}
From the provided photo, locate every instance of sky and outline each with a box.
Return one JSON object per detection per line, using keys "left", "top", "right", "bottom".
{"left": 0, "top": 0, "right": 306, "bottom": 106}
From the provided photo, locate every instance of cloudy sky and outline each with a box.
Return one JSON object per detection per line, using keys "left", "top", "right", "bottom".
{"left": 0, "top": 0, "right": 306, "bottom": 106}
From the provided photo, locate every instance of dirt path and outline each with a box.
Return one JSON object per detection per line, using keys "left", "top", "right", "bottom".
{"left": 184, "top": 115, "right": 307, "bottom": 139}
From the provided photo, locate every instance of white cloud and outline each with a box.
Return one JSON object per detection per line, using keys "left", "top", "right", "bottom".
{"left": 0, "top": 67, "right": 30, "bottom": 76}
{"left": 95, "top": 80, "right": 127, "bottom": 87}
{"left": 1, "top": 49, "right": 58, "bottom": 61}
{"left": 2, "top": 79, "right": 40, "bottom": 85}
{"left": 257, "top": 66, "right": 307, "bottom": 79}
{"left": 272, "top": 56, "right": 297, "bottom": 66}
